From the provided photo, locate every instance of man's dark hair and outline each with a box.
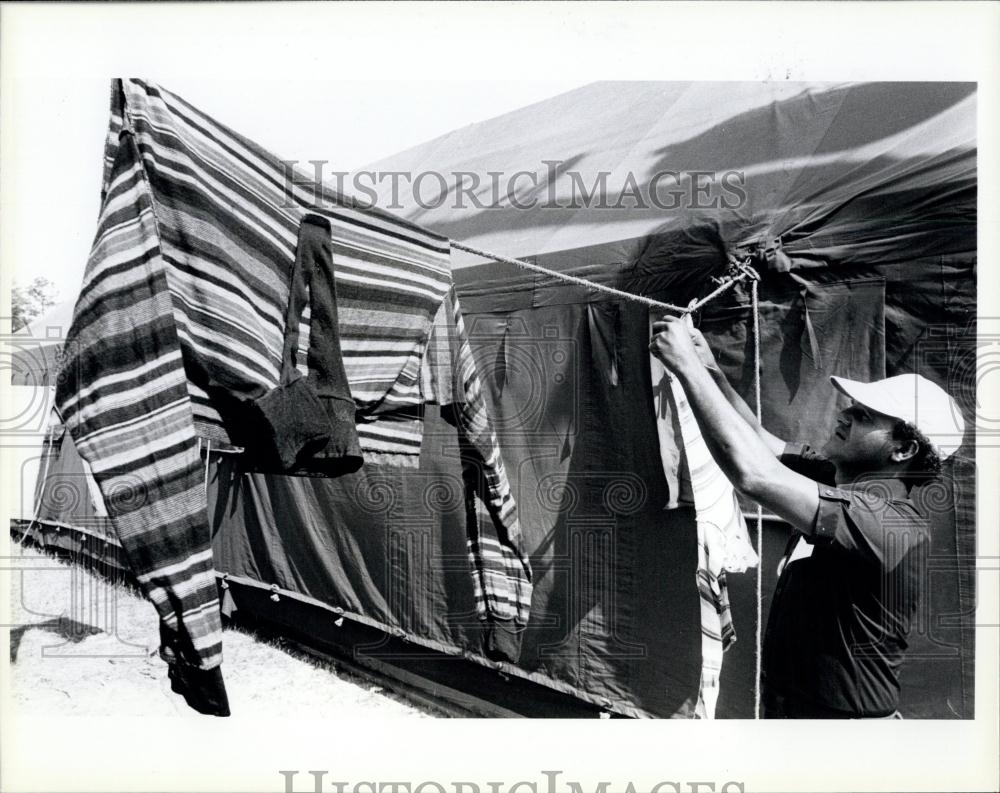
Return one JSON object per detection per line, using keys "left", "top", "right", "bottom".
{"left": 893, "top": 420, "right": 942, "bottom": 483}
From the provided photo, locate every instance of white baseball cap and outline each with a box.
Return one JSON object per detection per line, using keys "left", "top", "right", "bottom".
{"left": 830, "top": 373, "right": 966, "bottom": 459}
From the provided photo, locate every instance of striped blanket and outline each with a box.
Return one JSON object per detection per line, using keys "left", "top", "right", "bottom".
{"left": 55, "top": 80, "right": 532, "bottom": 692}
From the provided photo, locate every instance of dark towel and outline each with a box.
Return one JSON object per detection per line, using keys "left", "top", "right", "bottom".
{"left": 297, "top": 215, "right": 363, "bottom": 474}
{"left": 252, "top": 375, "right": 331, "bottom": 469}
{"left": 251, "top": 214, "right": 363, "bottom": 475}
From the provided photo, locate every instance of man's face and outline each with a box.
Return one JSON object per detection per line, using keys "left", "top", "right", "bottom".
{"left": 821, "top": 400, "right": 900, "bottom": 474}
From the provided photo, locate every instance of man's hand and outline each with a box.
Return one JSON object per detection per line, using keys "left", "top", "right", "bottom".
{"left": 649, "top": 314, "right": 701, "bottom": 375}
{"left": 688, "top": 324, "right": 721, "bottom": 372}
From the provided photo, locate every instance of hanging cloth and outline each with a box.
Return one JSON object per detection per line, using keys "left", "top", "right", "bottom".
{"left": 249, "top": 213, "right": 363, "bottom": 474}
{"left": 648, "top": 310, "right": 758, "bottom": 718}
{"left": 55, "top": 80, "right": 536, "bottom": 714}
{"left": 666, "top": 374, "right": 758, "bottom": 719}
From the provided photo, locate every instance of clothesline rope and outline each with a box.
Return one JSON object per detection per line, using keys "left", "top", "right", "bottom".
{"left": 449, "top": 239, "right": 754, "bottom": 314}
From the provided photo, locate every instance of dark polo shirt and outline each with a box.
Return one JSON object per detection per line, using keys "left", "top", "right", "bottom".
{"left": 762, "top": 444, "right": 930, "bottom": 717}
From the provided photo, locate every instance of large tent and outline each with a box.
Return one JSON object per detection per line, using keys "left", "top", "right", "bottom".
{"left": 17, "top": 81, "right": 976, "bottom": 718}
{"left": 347, "top": 81, "right": 977, "bottom": 717}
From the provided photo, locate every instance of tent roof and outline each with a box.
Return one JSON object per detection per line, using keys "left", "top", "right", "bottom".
{"left": 360, "top": 81, "right": 976, "bottom": 270}
{"left": 10, "top": 299, "right": 75, "bottom": 385}
{"left": 22, "top": 299, "right": 75, "bottom": 342}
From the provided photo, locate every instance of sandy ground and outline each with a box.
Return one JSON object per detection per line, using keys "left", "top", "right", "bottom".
{"left": 6, "top": 544, "right": 437, "bottom": 718}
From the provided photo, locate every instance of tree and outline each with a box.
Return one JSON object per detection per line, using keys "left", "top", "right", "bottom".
{"left": 11, "top": 277, "right": 59, "bottom": 332}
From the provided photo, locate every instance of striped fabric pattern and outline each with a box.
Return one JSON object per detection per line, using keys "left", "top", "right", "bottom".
{"left": 423, "top": 289, "right": 533, "bottom": 627}
{"left": 56, "top": 119, "right": 223, "bottom": 668}
{"left": 666, "top": 374, "right": 758, "bottom": 719}
{"left": 56, "top": 79, "right": 532, "bottom": 672}
{"left": 114, "top": 80, "right": 456, "bottom": 459}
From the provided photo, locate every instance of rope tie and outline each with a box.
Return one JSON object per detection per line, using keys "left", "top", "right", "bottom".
{"left": 751, "top": 278, "right": 764, "bottom": 719}
{"left": 686, "top": 268, "right": 749, "bottom": 313}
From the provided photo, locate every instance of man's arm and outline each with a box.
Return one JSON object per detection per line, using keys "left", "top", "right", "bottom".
{"left": 688, "top": 327, "right": 786, "bottom": 456}
{"left": 651, "top": 316, "right": 820, "bottom": 534}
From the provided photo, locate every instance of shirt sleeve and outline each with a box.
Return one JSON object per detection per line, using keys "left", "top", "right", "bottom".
{"left": 807, "top": 482, "right": 927, "bottom": 571}
{"left": 780, "top": 442, "right": 837, "bottom": 485}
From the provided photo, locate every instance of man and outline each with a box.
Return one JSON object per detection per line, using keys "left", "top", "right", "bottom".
{"left": 649, "top": 313, "right": 965, "bottom": 718}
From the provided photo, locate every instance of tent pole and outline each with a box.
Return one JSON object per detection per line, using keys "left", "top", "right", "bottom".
{"left": 751, "top": 277, "right": 763, "bottom": 720}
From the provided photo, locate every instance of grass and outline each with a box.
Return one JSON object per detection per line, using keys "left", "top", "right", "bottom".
{"left": 7, "top": 541, "right": 438, "bottom": 719}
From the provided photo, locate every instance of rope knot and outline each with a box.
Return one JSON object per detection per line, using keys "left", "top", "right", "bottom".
{"left": 739, "top": 236, "right": 792, "bottom": 273}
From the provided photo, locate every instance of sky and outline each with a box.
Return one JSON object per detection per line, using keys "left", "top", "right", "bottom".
{"left": 4, "top": 78, "right": 589, "bottom": 302}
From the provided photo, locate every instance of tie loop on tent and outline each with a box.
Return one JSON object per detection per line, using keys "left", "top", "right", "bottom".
{"left": 758, "top": 237, "right": 793, "bottom": 273}
{"left": 220, "top": 574, "right": 236, "bottom": 618}
{"left": 732, "top": 236, "right": 792, "bottom": 274}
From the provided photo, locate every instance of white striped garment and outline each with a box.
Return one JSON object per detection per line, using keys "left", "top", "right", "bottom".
{"left": 648, "top": 327, "right": 758, "bottom": 719}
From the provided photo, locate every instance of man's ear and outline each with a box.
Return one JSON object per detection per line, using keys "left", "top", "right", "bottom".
{"left": 891, "top": 439, "right": 919, "bottom": 464}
